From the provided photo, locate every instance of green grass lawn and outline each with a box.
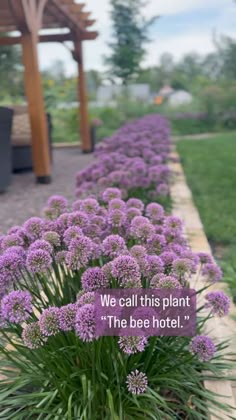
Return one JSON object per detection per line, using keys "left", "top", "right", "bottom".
{"left": 177, "top": 132, "right": 236, "bottom": 301}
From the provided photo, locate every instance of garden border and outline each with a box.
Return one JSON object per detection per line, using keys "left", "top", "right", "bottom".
{"left": 169, "top": 146, "right": 236, "bottom": 419}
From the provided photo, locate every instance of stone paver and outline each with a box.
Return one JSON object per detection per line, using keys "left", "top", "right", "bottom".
{"left": 169, "top": 147, "right": 236, "bottom": 419}
{"left": 0, "top": 147, "right": 93, "bottom": 234}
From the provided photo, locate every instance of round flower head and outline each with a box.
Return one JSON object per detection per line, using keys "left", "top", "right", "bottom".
{"left": 81, "top": 267, "right": 109, "bottom": 291}
{"left": 108, "top": 199, "right": 126, "bottom": 212}
{"left": 56, "top": 213, "right": 69, "bottom": 234}
{"left": 172, "top": 258, "right": 192, "bottom": 278}
{"left": 75, "top": 304, "right": 96, "bottom": 342}
{"left": 66, "top": 236, "right": 94, "bottom": 270}
{"left": 55, "top": 250, "right": 68, "bottom": 265}
{"left": 190, "top": 335, "right": 216, "bottom": 362}
{"left": 80, "top": 198, "right": 99, "bottom": 215}
{"left": 42, "top": 231, "right": 61, "bottom": 247}
{"left": 77, "top": 291, "right": 95, "bottom": 307}
{"left": 130, "top": 245, "right": 147, "bottom": 260}
{"left": 26, "top": 249, "right": 52, "bottom": 274}
{"left": 0, "top": 250, "right": 25, "bottom": 288}
{"left": 146, "top": 203, "right": 164, "bottom": 223}
{"left": 151, "top": 274, "right": 182, "bottom": 289}
{"left": 102, "top": 235, "right": 127, "bottom": 258}
{"left": 23, "top": 217, "right": 44, "bottom": 240}
{"left": 47, "top": 195, "right": 68, "bottom": 214}
{"left": 130, "top": 216, "right": 155, "bottom": 241}
{"left": 102, "top": 187, "right": 122, "bottom": 202}
{"left": 1, "top": 233, "right": 24, "bottom": 251}
{"left": 126, "top": 207, "right": 142, "bottom": 222}
{"left": 198, "top": 252, "right": 213, "bottom": 265}
{"left": 108, "top": 209, "right": 127, "bottom": 228}
{"left": 118, "top": 336, "right": 147, "bottom": 354}
{"left": 202, "top": 263, "right": 222, "bottom": 283}
{"left": 1, "top": 291, "right": 32, "bottom": 323}
{"left": 68, "top": 211, "right": 89, "bottom": 229}
{"left": 164, "top": 216, "right": 183, "bottom": 233}
{"left": 63, "top": 226, "right": 83, "bottom": 246}
{"left": 29, "top": 240, "right": 53, "bottom": 255}
{"left": 156, "top": 183, "right": 169, "bottom": 196}
{"left": 127, "top": 198, "right": 144, "bottom": 212}
{"left": 160, "top": 251, "right": 177, "bottom": 268}
{"left": 205, "top": 291, "right": 230, "bottom": 317}
{"left": 22, "top": 322, "right": 47, "bottom": 349}
{"left": 39, "top": 307, "right": 60, "bottom": 336}
{"left": 72, "top": 199, "right": 82, "bottom": 211}
{"left": 42, "top": 206, "right": 59, "bottom": 221}
{"left": 146, "top": 234, "right": 166, "bottom": 255}
{"left": 111, "top": 255, "right": 141, "bottom": 288}
{"left": 58, "top": 304, "right": 77, "bottom": 331}
{"left": 126, "top": 370, "right": 148, "bottom": 395}
{"left": 146, "top": 255, "right": 164, "bottom": 279}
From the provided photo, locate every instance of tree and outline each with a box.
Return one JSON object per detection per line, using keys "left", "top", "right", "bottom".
{"left": 106, "top": 0, "right": 157, "bottom": 84}
{"left": 0, "top": 37, "right": 23, "bottom": 100}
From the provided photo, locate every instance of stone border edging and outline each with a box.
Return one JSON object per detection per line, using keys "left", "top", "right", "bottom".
{"left": 169, "top": 147, "right": 236, "bottom": 419}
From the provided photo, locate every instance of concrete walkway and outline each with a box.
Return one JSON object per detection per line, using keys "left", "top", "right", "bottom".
{"left": 0, "top": 147, "right": 93, "bottom": 234}
{"left": 169, "top": 147, "right": 236, "bottom": 419}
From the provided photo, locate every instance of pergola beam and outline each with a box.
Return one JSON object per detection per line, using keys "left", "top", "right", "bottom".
{"left": 0, "top": 31, "right": 98, "bottom": 45}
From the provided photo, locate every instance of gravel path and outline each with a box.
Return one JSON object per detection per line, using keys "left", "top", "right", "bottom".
{"left": 0, "top": 147, "right": 93, "bottom": 234}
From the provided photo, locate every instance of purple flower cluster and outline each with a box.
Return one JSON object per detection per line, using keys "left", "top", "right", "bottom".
{"left": 75, "top": 115, "right": 171, "bottom": 200}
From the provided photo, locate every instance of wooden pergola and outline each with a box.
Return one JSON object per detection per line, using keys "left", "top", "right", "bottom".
{"left": 0, "top": 0, "right": 98, "bottom": 183}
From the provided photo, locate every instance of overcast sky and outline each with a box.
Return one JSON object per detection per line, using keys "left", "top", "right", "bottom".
{"left": 38, "top": 0, "right": 236, "bottom": 75}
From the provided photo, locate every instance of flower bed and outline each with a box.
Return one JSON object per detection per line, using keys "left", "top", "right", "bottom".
{"left": 0, "top": 115, "right": 234, "bottom": 419}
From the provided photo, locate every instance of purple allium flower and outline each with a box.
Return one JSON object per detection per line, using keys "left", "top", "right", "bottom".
{"left": 126, "top": 370, "right": 148, "bottom": 395}
{"left": 39, "top": 307, "right": 60, "bottom": 336}
{"left": 77, "top": 291, "right": 95, "bottom": 307}
{"left": 202, "top": 263, "right": 222, "bottom": 283}
{"left": 47, "top": 195, "right": 68, "bottom": 213}
{"left": 68, "top": 211, "right": 89, "bottom": 229}
{"left": 118, "top": 336, "right": 147, "bottom": 354}
{"left": 164, "top": 216, "right": 183, "bottom": 233}
{"left": 66, "top": 236, "right": 94, "bottom": 270}
{"left": 108, "top": 198, "right": 126, "bottom": 212}
{"left": 205, "top": 291, "right": 230, "bottom": 317}
{"left": 58, "top": 304, "right": 77, "bottom": 331}
{"left": 156, "top": 183, "right": 169, "bottom": 196}
{"left": 63, "top": 226, "right": 83, "bottom": 246}
{"left": 81, "top": 267, "right": 109, "bottom": 291}
{"left": 172, "top": 258, "right": 192, "bottom": 277}
{"left": 75, "top": 304, "right": 96, "bottom": 342}
{"left": 130, "top": 216, "right": 155, "bottom": 241}
{"left": 23, "top": 217, "right": 44, "bottom": 240}
{"left": 55, "top": 251, "right": 68, "bottom": 265}
{"left": 146, "top": 255, "right": 164, "bottom": 278}
{"left": 160, "top": 251, "right": 177, "bottom": 267}
{"left": 80, "top": 198, "right": 99, "bottom": 215}
{"left": 146, "top": 234, "right": 166, "bottom": 255}
{"left": 151, "top": 274, "right": 182, "bottom": 289}
{"left": 42, "top": 206, "right": 59, "bottom": 220}
{"left": 26, "top": 249, "right": 52, "bottom": 274}
{"left": 108, "top": 209, "right": 127, "bottom": 228}
{"left": 1, "top": 233, "right": 24, "bottom": 251}
{"left": 130, "top": 245, "right": 147, "bottom": 260}
{"left": 72, "top": 199, "right": 82, "bottom": 211}
{"left": 42, "top": 231, "right": 61, "bottom": 247}
{"left": 146, "top": 203, "right": 164, "bottom": 223}
{"left": 22, "top": 321, "right": 47, "bottom": 349}
{"left": 1, "top": 291, "right": 32, "bottom": 323}
{"left": 29, "top": 240, "right": 53, "bottom": 255}
{"left": 102, "top": 235, "right": 127, "bottom": 258}
{"left": 127, "top": 198, "right": 144, "bottom": 212}
{"left": 111, "top": 255, "right": 141, "bottom": 288}
{"left": 4, "top": 246, "right": 25, "bottom": 258}
{"left": 198, "top": 252, "right": 213, "bottom": 265}
{"left": 190, "top": 335, "right": 216, "bottom": 361}
{"left": 0, "top": 250, "right": 24, "bottom": 288}
{"left": 126, "top": 207, "right": 142, "bottom": 222}
{"left": 56, "top": 213, "right": 69, "bottom": 234}
{"left": 102, "top": 187, "right": 122, "bottom": 202}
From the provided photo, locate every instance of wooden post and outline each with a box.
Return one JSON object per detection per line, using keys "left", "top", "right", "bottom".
{"left": 74, "top": 40, "right": 92, "bottom": 152}
{"left": 21, "top": 31, "right": 51, "bottom": 183}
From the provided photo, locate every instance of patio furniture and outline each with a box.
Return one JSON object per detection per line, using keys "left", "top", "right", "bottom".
{"left": 0, "top": 107, "right": 13, "bottom": 192}
{"left": 11, "top": 106, "right": 53, "bottom": 172}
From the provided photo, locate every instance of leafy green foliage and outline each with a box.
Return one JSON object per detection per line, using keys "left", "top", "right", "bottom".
{"left": 106, "top": 0, "right": 157, "bottom": 84}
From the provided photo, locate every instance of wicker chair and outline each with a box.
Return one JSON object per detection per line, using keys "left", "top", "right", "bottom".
{"left": 0, "top": 107, "right": 13, "bottom": 192}
{"left": 11, "top": 105, "right": 52, "bottom": 171}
